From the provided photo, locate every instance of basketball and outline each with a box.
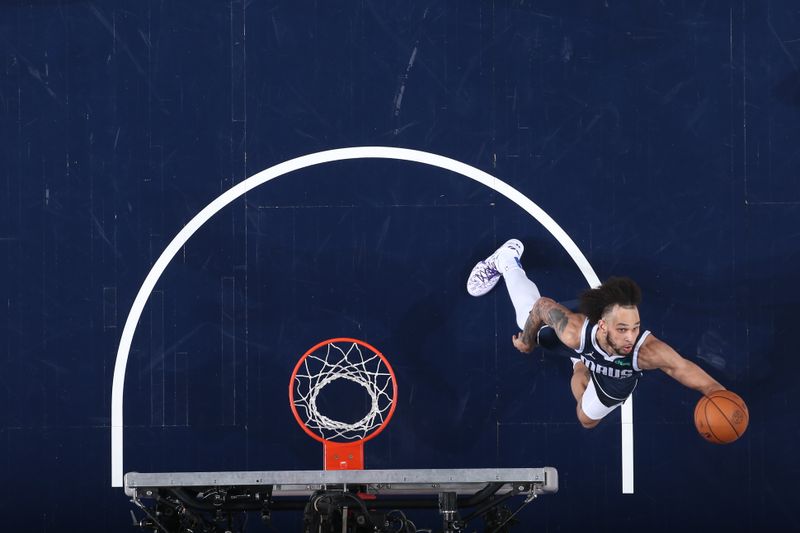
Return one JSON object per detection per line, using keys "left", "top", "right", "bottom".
{"left": 694, "top": 390, "right": 749, "bottom": 444}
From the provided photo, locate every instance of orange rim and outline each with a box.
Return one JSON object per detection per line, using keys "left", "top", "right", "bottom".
{"left": 288, "top": 337, "right": 398, "bottom": 444}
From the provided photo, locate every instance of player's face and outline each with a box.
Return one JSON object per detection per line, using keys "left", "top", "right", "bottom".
{"left": 600, "top": 305, "right": 641, "bottom": 355}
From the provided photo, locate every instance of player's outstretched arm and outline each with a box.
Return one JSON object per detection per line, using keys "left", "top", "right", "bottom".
{"left": 637, "top": 335, "right": 725, "bottom": 396}
{"left": 512, "top": 297, "right": 585, "bottom": 353}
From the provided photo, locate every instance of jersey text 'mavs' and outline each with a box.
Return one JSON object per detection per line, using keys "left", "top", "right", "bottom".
{"left": 581, "top": 357, "right": 635, "bottom": 379}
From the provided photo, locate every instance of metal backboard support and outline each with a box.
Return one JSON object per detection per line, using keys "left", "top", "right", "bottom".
{"left": 125, "top": 467, "right": 558, "bottom": 533}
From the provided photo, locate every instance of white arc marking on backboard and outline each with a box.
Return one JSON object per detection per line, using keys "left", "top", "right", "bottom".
{"left": 110, "top": 147, "right": 634, "bottom": 493}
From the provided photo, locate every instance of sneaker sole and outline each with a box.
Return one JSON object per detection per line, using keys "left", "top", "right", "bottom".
{"left": 466, "top": 239, "right": 524, "bottom": 297}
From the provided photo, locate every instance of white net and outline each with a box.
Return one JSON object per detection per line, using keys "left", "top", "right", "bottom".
{"left": 292, "top": 340, "right": 395, "bottom": 442}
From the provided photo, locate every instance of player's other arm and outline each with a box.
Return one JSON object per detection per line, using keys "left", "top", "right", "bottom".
{"left": 512, "top": 297, "right": 585, "bottom": 353}
{"left": 637, "top": 335, "right": 725, "bottom": 396}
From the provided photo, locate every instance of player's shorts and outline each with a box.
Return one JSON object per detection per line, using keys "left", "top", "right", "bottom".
{"left": 581, "top": 378, "right": 624, "bottom": 420}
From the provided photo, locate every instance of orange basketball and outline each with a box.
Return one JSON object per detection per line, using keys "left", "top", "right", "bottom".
{"left": 694, "top": 390, "right": 749, "bottom": 444}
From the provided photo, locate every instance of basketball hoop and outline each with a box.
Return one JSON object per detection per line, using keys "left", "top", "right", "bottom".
{"left": 289, "top": 338, "right": 398, "bottom": 470}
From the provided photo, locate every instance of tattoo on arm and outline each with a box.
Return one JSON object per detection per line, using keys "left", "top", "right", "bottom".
{"left": 520, "top": 313, "right": 538, "bottom": 346}
{"left": 529, "top": 297, "right": 581, "bottom": 349}
{"left": 533, "top": 299, "right": 569, "bottom": 331}
{"left": 546, "top": 308, "right": 569, "bottom": 335}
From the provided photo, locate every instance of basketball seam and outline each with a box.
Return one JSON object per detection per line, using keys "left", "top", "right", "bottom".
{"left": 703, "top": 400, "right": 724, "bottom": 444}
{"left": 708, "top": 397, "right": 742, "bottom": 438}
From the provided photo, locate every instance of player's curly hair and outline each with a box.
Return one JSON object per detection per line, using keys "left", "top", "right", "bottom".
{"left": 579, "top": 277, "right": 642, "bottom": 323}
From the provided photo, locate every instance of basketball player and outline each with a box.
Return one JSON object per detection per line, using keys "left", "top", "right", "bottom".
{"left": 467, "top": 239, "right": 726, "bottom": 428}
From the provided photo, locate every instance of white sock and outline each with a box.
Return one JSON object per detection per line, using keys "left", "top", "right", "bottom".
{"left": 498, "top": 253, "right": 541, "bottom": 330}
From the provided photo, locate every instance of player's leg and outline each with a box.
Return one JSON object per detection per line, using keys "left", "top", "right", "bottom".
{"left": 573, "top": 367, "right": 624, "bottom": 429}
{"left": 537, "top": 329, "right": 601, "bottom": 427}
{"left": 570, "top": 361, "right": 590, "bottom": 404}
{"left": 570, "top": 362, "right": 600, "bottom": 428}
{"left": 466, "top": 239, "right": 541, "bottom": 330}
{"left": 499, "top": 257, "right": 541, "bottom": 330}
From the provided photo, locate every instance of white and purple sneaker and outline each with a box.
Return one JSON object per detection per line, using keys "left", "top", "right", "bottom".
{"left": 466, "top": 239, "right": 524, "bottom": 296}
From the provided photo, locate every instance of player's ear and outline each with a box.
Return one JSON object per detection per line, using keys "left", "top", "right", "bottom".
{"left": 598, "top": 318, "right": 606, "bottom": 331}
